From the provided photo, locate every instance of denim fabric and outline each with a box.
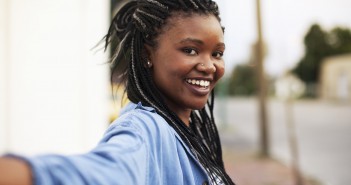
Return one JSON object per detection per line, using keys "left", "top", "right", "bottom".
{"left": 20, "top": 102, "right": 210, "bottom": 185}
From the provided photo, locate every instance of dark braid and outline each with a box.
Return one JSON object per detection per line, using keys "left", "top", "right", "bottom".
{"left": 105, "top": 0, "right": 234, "bottom": 184}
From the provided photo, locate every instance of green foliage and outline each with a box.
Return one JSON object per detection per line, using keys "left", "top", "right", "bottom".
{"left": 227, "top": 64, "right": 257, "bottom": 96}
{"left": 329, "top": 27, "right": 351, "bottom": 55}
{"left": 304, "top": 24, "right": 332, "bottom": 56}
{"left": 292, "top": 24, "right": 351, "bottom": 84}
{"left": 215, "top": 78, "right": 229, "bottom": 96}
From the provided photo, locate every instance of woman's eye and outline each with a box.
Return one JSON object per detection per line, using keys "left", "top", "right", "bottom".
{"left": 182, "top": 48, "right": 198, "bottom": 56}
{"left": 212, "top": 51, "right": 224, "bottom": 59}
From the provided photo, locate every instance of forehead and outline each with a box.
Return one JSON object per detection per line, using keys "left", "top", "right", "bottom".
{"left": 156, "top": 13, "right": 224, "bottom": 43}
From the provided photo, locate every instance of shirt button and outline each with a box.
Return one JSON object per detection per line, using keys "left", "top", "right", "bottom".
{"left": 202, "top": 181, "right": 209, "bottom": 185}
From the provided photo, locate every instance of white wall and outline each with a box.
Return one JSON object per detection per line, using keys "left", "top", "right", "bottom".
{"left": 0, "top": 0, "right": 9, "bottom": 152}
{"left": 0, "top": 0, "right": 110, "bottom": 155}
{"left": 320, "top": 54, "right": 351, "bottom": 102}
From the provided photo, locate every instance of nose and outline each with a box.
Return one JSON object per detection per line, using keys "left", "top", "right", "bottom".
{"left": 196, "top": 60, "right": 216, "bottom": 74}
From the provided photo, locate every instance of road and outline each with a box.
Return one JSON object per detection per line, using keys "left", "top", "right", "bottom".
{"left": 215, "top": 97, "right": 351, "bottom": 185}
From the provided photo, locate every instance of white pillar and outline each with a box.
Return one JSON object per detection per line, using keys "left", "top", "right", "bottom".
{"left": 1, "top": 0, "right": 110, "bottom": 155}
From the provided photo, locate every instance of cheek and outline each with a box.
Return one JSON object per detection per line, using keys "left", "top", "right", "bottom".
{"left": 215, "top": 62, "right": 225, "bottom": 80}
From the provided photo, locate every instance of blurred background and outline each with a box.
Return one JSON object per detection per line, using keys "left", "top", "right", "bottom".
{"left": 0, "top": 0, "right": 350, "bottom": 185}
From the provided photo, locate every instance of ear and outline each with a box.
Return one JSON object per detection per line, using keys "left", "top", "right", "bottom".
{"left": 143, "top": 44, "right": 154, "bottom": 59}
{"left": 143, "top": 44, "right": 154, "bottom": 68}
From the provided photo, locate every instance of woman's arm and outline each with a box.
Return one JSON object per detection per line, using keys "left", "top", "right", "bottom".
{"left": 0, "top": 121, "right": 148, "bottom": 185}
{"left": 0, "top": 157, "right": 32, "bottom": 185}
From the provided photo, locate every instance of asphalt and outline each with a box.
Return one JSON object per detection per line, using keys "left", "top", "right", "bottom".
{"left": 214, "top": 98, "right": 351, "bottom": 185}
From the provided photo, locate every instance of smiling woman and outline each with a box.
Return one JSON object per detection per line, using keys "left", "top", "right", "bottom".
{"left": 147, "top": 13, "right": 225, "bottom": 125}
{"left": 0, "top": 0, "right": 234, "bottom": 185}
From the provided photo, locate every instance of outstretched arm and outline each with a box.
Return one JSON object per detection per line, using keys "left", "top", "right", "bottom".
{"left": 0, "top": 157, "right": 32, "bottom": 185}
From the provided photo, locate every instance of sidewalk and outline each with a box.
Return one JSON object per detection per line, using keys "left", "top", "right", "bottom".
{"left": 223, "top": 149, "right": 321, "bottom": 185}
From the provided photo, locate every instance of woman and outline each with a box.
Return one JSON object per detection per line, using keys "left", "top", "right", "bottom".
{"left": 0, "top": 0, "right": 235, "bottom": 184}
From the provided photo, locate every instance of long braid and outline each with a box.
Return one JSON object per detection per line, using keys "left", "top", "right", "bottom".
{"left": 105, "top": 0, "right": 234, "bottom": 184}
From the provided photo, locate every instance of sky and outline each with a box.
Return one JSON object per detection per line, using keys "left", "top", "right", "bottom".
{"left": 214, "top": 0, "right": 351, "bottom": 76}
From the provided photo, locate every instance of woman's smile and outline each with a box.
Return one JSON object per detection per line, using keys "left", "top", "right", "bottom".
{"left": 185, "top": 78, "right": 211, "bottom": 96}
{"left": 185, "top": 78, "right": 211, "bottom": 88}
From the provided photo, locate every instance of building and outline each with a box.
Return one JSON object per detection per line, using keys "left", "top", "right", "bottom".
{"left": 320, "top": 54, "right": 351, "bottom": 103}
{"left": 0, "top": 0, "right": 110, "bottom": 154}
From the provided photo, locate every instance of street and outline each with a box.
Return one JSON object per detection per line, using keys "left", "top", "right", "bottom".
{"left": 215, "top": 97, "right": 351, "bottom": 185}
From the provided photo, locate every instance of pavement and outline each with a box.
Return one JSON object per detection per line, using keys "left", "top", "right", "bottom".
{"left": 222, "top": 148, "right": 321, "bottom": 185}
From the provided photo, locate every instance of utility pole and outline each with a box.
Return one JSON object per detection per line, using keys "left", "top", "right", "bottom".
{"left": 255, "top": 0, "right": 269, "bottom": 157}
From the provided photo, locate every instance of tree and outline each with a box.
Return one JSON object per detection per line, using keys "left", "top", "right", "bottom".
{"left": 292, "top": 24, "right": 331, "bottom": 84}
{"left": 227, "top": 64, "right": 257, "bottom": 96}
{"left": 329, "top": 27, "right": 351, "bottom": 55}
{"left": 292, "top": 24, "right": 351, "bottom": 97}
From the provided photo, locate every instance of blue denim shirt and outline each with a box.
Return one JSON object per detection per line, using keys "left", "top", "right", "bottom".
{"left": 19, "top": 102, "right": 210, "bottom": 185}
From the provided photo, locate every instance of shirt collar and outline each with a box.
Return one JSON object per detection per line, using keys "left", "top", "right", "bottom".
{"left": 119, "top": 102, "right": 156, "bottom": 116}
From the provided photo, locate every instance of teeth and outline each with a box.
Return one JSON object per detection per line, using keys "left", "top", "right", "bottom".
{"left": 186, "top": 79, "right": 210, "bottom": 87}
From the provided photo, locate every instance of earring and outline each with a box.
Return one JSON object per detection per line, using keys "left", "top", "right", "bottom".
{"left": 200, "top": 63, "right": 204, "bottom": 66}
{"left": 147, "top": 60, "right": 152, "bottom": 68}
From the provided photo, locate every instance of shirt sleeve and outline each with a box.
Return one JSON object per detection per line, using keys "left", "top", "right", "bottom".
{"left": 19, "top": 120, "right": 148, "bottom": 185}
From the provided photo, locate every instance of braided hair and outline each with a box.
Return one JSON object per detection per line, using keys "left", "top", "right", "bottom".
{"left": 104, "top": 0, "right": 234, "bottom": 184}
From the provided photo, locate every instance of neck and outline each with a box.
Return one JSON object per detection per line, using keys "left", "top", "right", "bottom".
{"left": 177, "top": 111, "right": 191, "bottom": 127}
{"left": 167, "top": 107, "right": 191, "bottom": 127}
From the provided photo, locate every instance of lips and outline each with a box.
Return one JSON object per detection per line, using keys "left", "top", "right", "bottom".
{"left": 185, "top": 78, "right": 211, "bottom": 96}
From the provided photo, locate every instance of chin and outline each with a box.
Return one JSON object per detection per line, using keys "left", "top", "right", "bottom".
{"left": 189, "top": 102, "right": 207, "bottom": 110}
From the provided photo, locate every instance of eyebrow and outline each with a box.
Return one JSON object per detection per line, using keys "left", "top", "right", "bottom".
{"left": 179, "top": 38, "right": 225, "bottom": 48}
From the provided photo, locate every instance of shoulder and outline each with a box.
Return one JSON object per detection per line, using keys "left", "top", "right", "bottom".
{"left": 104, "top": 102, "right": 174, "bottom": 143}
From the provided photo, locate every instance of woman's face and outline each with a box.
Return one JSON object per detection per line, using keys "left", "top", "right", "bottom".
{"left": 147, "top": 13, "right": 225, "bottom": 124}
